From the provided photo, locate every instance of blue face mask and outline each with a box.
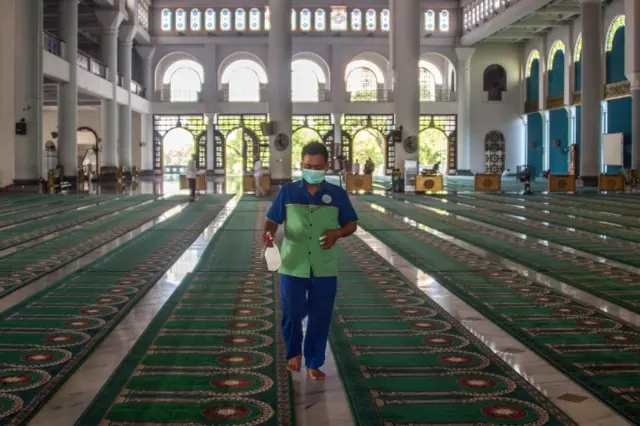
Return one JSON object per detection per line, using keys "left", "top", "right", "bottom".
{"left": 302, "top": 169, "right": 326, "bottom": 185}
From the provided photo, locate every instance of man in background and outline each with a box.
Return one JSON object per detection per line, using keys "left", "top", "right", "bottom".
{"left": 186, "top": 154, "right": 197, "bottom": 200}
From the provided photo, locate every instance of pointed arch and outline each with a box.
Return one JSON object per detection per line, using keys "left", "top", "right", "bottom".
{"left": 606, "top": 15, "right": 625, "bottom": 52}
{"left": 526, "top": 50, "right": 541, "bottom": 78}
{"left": 548, "top": 40, "right": 565, "bottom": 71}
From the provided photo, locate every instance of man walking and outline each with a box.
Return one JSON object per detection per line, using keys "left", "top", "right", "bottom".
{"left": 263, "top": 142, "right": 358, "bottom": 380}
{"left": 186, "top": 154, "right": 197, "bottom": 200}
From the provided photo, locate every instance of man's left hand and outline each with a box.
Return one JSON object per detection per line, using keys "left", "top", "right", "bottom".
{"left": 320, "top": 229, "right": 341, "bottom": 249}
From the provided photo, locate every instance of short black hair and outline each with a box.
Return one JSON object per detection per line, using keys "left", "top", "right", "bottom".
{"left": 301, "top": 142, "right": 328, "bottom": 161}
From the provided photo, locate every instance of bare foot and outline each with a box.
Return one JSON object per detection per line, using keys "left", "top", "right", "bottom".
{"left": 307, "top": 368, "right": 326, "bottom": 381}
{"left": 287, "top": 355, "right": 302, "bottom": 373}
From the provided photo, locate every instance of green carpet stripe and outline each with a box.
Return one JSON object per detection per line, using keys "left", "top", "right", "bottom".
{"left": 0, "top": 195, "right": 89, "bottom": 216}
{"left": 394, "top": 195, "right": 640, "bottom": 267}
{"left": 471, "top": 192, "right": 640, "bottom": 216}
{"left": 0, "top": 195, "right": 120, "bottom": 227}
{"left": 0, "top": 198, "right": 187, "bottom": 298}
{"left": 77, "top": 198, "right": 293, "bottom": 426}
{"left": 353, "top": 198, "right": 640, "bottom": 422}
{"left": 380, "top": 194, "right": 640, "bottom": 313}
{"left": 0, "top": 195, "right": 230, "bottom": 426}
{"left": 0, "top": 195, "right": 155, "bottom": 251}
{"left": 329, "top": 236, "right": 575, "bottom": 425}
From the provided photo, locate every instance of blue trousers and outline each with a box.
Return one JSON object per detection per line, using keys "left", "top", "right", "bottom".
{"left": 280, "top": 273, "right": 337, "bottom": 369}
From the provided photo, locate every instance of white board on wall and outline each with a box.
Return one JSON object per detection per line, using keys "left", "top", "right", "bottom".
{"left": 603, "top": 133, "right": 623, "bottom": 166}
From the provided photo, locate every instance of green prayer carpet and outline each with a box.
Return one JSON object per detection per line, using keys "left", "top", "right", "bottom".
{"left": 78, "top": 198, "right": 293, "bottom": 426}
{"left": 352, "top": 197, "right": 640, "bottom": 423}
{"left": 0, "top": 196, "right": 229, "bottom": 425}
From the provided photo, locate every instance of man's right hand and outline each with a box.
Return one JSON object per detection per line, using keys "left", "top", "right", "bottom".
{"left": 263, "top": 232, "right": 274, "bottom": 248}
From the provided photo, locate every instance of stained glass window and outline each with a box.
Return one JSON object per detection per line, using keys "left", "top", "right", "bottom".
{"left": 526, "top": 50, "right": 540, "bottom": 78}
{"left": 300, "top": 8, "right": 312, "bottom": 31}
{"left": 365, "top": 9, "right": 376, "bottom": 31}
{"left": 235, "top": 9, "right": 246, "bottom": 31}
{"left": 205, "top": 8, "right": 216, "bottom": 31}
{"left": 606, "top": 15, "right": 625, "bottom": 52}
{"left": 424, "top": 10, "right": 435, "bottom": 32}
{"left": 190, "top": 9, "right": 201, "bottom": 31}
{"left": 548, "top": 40, "right": 565, "bottom": 70}
{"left": 220, "top": 8, "right": 232, "bottom": 31}
{"left": 315, "top": 9, "right": 326, "bottom": 31}
{"left": 439, "top": 10, "right": 449, "bottom": 31}
{"left": 175, "top": 8, "right": 186, "bottom": 32}
{"left": 351, "top": 9, "right": 362, "bottom": 31}
{"left": 381, "top": 8, "right": 390, "bottom": 31}
{"left": 265, "top": 6, "right": 270, "bottom": 30}
{"left": 292, "top": 9, "right": 297, "bottom": 31}
{"left": 161, "top": 8, "right": 172, "bottom": 31}
{"left": 249, "top": 8, "right": 260, "bottom": 31}
{"left": 331, "top": 6, "right": 347, "bottom": 31}
{"left": 574, "top": 34, "right": 582, "bottom": 62}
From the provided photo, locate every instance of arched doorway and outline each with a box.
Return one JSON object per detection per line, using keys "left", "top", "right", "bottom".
{"left": 484, "top": 131, "right": 506, "bottom": 174}
{"left": 342, "top": 115, "right": 396, "bottom": 177}
{"left": 292, "top": 128, "right": 322, "bottom": 175}
{"left": 352, "top": 128, "right": 385, "bottom": 177}
{"left": 77, "top": 127, "right": 97, "bottom": 172}
{"left": 224, "top": 128, "right": 245, "bottom": 193}
{"left": 152, "top": 115, "right": 207, "bottom": 175}
{"left": 418, "top": 128, "right": 448, "bottom": 174}
{"left": 163, "top": 127, "right": 195, "bottom": 193}
{"left": 291, "top": 115, "right": 335, "bottom": 176}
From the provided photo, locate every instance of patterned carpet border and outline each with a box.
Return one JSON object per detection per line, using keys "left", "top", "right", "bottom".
{"left": 0, "top": 196, "right": 230, "bottom": 425}
{"left": 353, "top": 198, "right": 640, "bottom": 423}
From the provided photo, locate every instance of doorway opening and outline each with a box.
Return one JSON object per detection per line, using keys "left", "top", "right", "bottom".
{"left": 292, "top": 128, "right": 322, "bottom": 176}
{"left": 352, "top": 128, "right": 385, "bottom": 177}
{"left": 418, "top": 128, "right": 448, "bottom": 174}
{"left": 163, "top": 127, "right": 195, "bottom": 194}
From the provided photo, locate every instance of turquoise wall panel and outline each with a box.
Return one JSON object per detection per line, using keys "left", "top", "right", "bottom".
{"left": 526, "top": 60, "right": 540, "bottom": 102}
{"left": 607, "top": 97, "right": 632, "bottom": 169}
{"left": 549, "top": 109, "right": 569, "bottom": 174}
{"left": 548, "top": 51, "right": 565, "bottom": 97}
{"left": 527, "top": 112, "right": 544, "bottom": 176}
{"left": 606, "top": 28, "right": 626, "bottom": 83}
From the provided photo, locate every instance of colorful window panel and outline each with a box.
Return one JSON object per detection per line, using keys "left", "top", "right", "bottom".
{"left": 265, "top": 6, "right": 270, "bottom": 30}
{"left": 235, "top": 8, "right": 246, "bottom": 31}
{"left": 331, "top": 6, "right": 347, "bottom": 32}
{"left": 292, "top": 9, "right": 297, "bottom": 31}
{"left": 606, "top": 15, "right": 625, "bottom": 52}
{"left": 381, "top": 8, "right": 390, "bottom": 31}
{"left": 315, "top": 9, "right": 326, "bottom": 31}
{"left": 425, "top": 10, "right": 435, "bottom": 32}
{"left": 548, "top": 40, "right": 565, "bottom": 70}
{"left": 439, "top": 10, "right": 449, "bottom": 31}
{"left": 300, "top": 8, "right": 312, "bottom": 32}
{"left": 205, "top": 8, "right": 216, "bottom": 31}
{"left": 220, "top": 8, "right": 232, "bottom": 31}
{"left": 161, "top": 8, "right": 172, "bottom": 31}
{"left": 526, "top": 50, "right": 540, "bottom": 78}
{"left": 365, "top": 9, "right": 376, "bottom": 31}
{"left": 175, "top": 8, "right": 186, "bottom": 32}
{"left": 351, "top": 9, "right": 362, "bottom": 31}
{"left": 249, "top": 8, "right": 261, "bottom": 31}
{"left": 575, "top": 35, "right": 582, "bottom": 62}
{"left": 190, "top": 9, "right": 201, "bottom": 31}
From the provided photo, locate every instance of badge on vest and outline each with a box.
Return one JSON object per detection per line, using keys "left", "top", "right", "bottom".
{"left": 322, "top": 194, "right": 332, "bottom": 204}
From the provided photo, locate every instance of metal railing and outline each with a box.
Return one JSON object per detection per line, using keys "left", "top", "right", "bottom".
{"left": 420, "top": 89, "right": 457, "bottom": 102}
{"left": 156, "top": 89, "right": 202, "bottom": 102}
{"left": 77, "top": 50, "right": 107, "bottom": 78}
{"left": 43, "top": 31, "right": 64, "bottom": 57}
{"left": 347, "top": 89, "right": 393, "bottom": 102}
{"left": 131, "top": 81, "right": 146, "bottom": 98}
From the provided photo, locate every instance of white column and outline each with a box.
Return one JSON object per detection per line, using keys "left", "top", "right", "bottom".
{"left": 13, "top": 0, "right": 43, "bottom": 183}
{"left": 394, "top": 0, "right": 420, "bottom": 171}
{"left": 58, "top": 0, "right": 78, "bottom": 178}
{"left": 580, "top": 0, "right": 603, "bottom": 178}
{"left": 267, "top": 0, "right": 292, "bottom": 182}
{"left": 206, "top": 114, "right": 214, "bottom": 172}
{"left": 626, "top": 0, "right": 640, "bottom": 170}
{"left": 118, "top": 25, "right": 135, "bottom": 170}
{"left": 136, "top": 45, "right": 155, "bottom": 173}
{"left": 456, "top": 48, "right": 475, "bottom": 171}
{"left": 96, "top": 11, "right": 123, "bottom": 175}
{"left": 389, "top": 0, "right": 396, "bottom": 79}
